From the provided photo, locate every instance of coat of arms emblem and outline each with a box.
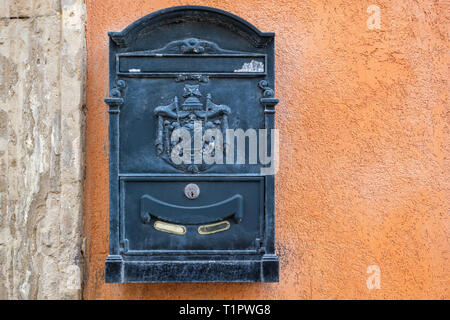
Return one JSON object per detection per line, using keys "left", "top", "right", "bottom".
{"left": 154, "top": 84, "right": 231, "bottom": 172}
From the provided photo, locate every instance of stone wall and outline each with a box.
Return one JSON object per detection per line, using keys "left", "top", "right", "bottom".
{"left": 0, "top": 0, "right": 85, "bottom": 299}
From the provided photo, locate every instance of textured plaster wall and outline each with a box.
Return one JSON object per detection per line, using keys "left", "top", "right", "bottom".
{"left": 0, "top": 0, "right": 85, "bottom": 299}
{"left": 84, "top": 0, "right": 449, "bottom": 299}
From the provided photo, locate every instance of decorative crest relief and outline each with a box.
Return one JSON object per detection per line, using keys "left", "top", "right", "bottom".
{"left": 154, "top": 84, "right": 231, "bottom": 173}
{"left": 150, "top": 38, "right": 240, "bottom": 54}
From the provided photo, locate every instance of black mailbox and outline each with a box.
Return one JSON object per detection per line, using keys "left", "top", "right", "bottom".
{"left": 105, "top": 6, "right": 279, "bottom": 282}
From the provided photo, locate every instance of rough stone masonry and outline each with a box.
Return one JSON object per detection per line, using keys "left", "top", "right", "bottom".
{"left": 0, "top": 0, "right": 85, "bottom": 299}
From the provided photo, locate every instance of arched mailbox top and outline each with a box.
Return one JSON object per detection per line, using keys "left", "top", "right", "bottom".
{"left": 108, "top": 5, "right": 275, "bottom": 48}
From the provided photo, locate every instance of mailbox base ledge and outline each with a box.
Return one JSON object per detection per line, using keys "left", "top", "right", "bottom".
{"left": 105, "top": 255, "right": 279, "bottom": 283}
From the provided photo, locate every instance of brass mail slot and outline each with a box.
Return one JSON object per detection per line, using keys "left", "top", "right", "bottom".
{"left": 198, "top": 221, "right": 230, "bottom": 235}
{"left": 154, "top": 220, "right": 186, "bottom": 235}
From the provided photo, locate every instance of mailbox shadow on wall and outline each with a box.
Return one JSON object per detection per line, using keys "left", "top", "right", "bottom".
{"left": 104, "top": 6, "right": 279, "bottom": 282}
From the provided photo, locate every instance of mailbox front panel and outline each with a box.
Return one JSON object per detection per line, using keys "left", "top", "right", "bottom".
{"left": 105, "top": 6, "right": 279, "bottom": 283}
{"left": 121, "top": 177, "right": 263, "bottom": 252}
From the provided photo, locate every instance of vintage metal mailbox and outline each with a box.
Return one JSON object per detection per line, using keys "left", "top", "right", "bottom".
{"left": 104, "top": 6, "right": 279, "bottom": 282}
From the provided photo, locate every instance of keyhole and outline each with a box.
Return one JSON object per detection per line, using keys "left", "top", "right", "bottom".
{"left": 184, "top": 183, "right": 200, "bottom": 200}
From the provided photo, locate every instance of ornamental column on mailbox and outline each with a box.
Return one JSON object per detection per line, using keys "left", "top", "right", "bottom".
{"left": 104, "top": 6, "right": 279, "bottom": 283}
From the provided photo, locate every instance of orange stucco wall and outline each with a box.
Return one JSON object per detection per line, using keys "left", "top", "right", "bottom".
{"left": 84, "top": 0, "right": 449, "bottom": 299}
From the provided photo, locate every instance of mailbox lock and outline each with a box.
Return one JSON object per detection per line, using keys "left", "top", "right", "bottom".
{"left": 184, "top": 183, "right": 200, "bottom": 200}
